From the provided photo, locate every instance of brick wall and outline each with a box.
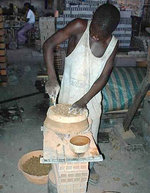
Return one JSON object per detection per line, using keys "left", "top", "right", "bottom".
{"left": 0, "top": 8, "right": 7, "bottom": 86}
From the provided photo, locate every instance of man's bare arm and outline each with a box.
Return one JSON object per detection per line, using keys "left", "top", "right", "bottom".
{"left": 43, "top": 18, "right": 86, "bottom": 81}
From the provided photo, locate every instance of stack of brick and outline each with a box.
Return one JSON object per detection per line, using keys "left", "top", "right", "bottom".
{"left": 39, "top": 17, "right": 55, "bottom": 51}
{"left": 0, "top": 8, "right": 7, "bottom": 86}
{"left": 53, "top": 162, "right": 89, "bottom": 193}
{"left": 56, "top": 0, "right": 131, "bottom": 49}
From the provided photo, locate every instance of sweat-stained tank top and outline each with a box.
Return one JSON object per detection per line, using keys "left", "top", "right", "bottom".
{"left": 58, "top": 21, "right": 118, "bottom": 134}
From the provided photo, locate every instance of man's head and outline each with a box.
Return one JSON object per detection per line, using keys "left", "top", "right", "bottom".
{"left": 24, "top": 2, "right": 31, "bottom": 10}
{"left": 90, "top": 3, "right": 120, "bottom": 41}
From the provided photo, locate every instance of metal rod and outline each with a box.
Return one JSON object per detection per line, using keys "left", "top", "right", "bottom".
{"left": 0, "top": 92, "right": 42, "bottom": 104}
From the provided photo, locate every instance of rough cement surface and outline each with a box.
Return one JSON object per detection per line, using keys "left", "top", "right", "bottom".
{"left": 89, "top": 128, "right": 150, "bottom": 193}
{"left": 0, "top": 48, "right": 150, "bottom": 193}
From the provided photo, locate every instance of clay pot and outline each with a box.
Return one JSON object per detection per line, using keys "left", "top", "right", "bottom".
{"left": 44, "top": 104, "right": 89, "bottom": 135}
{"left": 18, "top": 150, "right": 49, "bottom": 185}
{"left": 69, "top": 135, "right": 90, "bottom": 154}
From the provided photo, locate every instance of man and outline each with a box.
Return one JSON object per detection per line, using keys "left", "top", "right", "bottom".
{"left": 17, "top": 3, "right": 35, "bottom": 45}
{"left": 43, "top": 3, "right": 120, "bottom": 184}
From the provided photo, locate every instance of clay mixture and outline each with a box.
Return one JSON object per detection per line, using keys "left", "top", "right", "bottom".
{"left": 22, "top": 156, "right": 51, "bottom": 176}
{"left": 52, "top": 104, "right": 79, "bottom": 116}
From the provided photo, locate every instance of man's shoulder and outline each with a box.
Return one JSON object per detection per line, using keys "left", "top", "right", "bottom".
{"left": 72, "top": 18, "right": 87, "bottom": 29}
{"left": 73, "top": 18, "right": 87, "bottom": 24}
{"left": 66, "top": 18, "right": 88, "bottom": 35}
{"left": 28, "top": 9, "right": 34, "bottom": 15}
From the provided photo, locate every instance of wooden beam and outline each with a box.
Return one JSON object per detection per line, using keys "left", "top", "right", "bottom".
{"left": 123, "top": 79, "right": 150, "bottom": 131}
{"left": 123, "top": 43, "right": 150, "bottom": 131}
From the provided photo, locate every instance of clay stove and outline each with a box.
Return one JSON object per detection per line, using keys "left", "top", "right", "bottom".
{"left": 40, "top": 104, "right": 103, "bottom": 193}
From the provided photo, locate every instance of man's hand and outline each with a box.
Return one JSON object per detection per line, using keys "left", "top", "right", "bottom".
{"left": 45, "top": 79, "right": 60, "bottom": 104}
{"left": 69, "top": 100, "right": 87, "bottom": 114}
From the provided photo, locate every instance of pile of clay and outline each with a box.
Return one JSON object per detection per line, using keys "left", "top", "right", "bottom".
{"left": 44, "top": 104, "right": 89, "bottom": 134}
{"left": 22, "top": 156, "right": 51, "bottom": 176}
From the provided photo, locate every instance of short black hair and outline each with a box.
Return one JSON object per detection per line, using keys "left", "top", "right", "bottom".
{"left": 24, "top": 2, "right": 31, "bottom": 9}
{"left": 92, "top": 3, "right": 120, "bottom": 37}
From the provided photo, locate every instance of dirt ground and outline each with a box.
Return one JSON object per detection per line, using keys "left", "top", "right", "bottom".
{"left": 0, "top": 48, "right": 150, "bottom": 193}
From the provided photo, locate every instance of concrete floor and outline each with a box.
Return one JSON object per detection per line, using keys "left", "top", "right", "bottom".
{"left": 0, "top": 47, "right": 150, "bottom": 193}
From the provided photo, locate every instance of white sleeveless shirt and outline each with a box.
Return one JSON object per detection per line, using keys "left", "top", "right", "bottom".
{"left": 59, "top": 21, "right": 118, "bottom": 121}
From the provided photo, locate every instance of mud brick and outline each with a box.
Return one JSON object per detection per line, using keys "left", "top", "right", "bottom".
{"left": 0, "top": 75, "right": 7, "bottom": 82}
{"left": 66, "top": 165, "right": 72, "bottom": 170}
{"left": 0, "top": 22, "right": 3, "bottom": 29}
{"left": 73, "top": 188, "right": 80, "bottom": 193}
{"left": 74, "top": 178, "right": 80, "bottom": 182}
{"left": 0, "top": 29, "right": 4, "bottom": 36}
{"left": 73, "top": 165, "right": 79, "bottom": 170}
{"left": 60, "top": 179, "right": 66, "bottom": 183}
{"left": 73, "top": 184, "right": 80, "bottom": 189}
{"left": 0, "top": 56, "right": 6, "bottom": 62}
{"left": 61, "top": 174, "right": 67, "bottom": 178}
{"left": 68, "top": 173, "right": 74, "bottom": 177}
{"left": 57, "top": 185, "right": 66, "bottom": 193}
{"left": 82, "top": 172, "right": 88, "bottom": 177}
{"left": 146, "top": 90, "right": 150, "bottom": 96}
{"left": 81, "top": 177, "right": 87, "bottom": 182}
{"left": 0, "top": 69, "right": 7, "bottom": 75}
{"left": 57, "top": 163, "right": 66, "bottom": 170}
{"left": 0, "top": 15, "right": 3, "bottom": 22}
{"left": 53, "top": 163, "right": 89, "bottom": 193}
{"left": 80, "top": 163, "right": 88, "bottom": 170}
{"left": 0, "top": 63, "right": 6, "bottom": 68}
{"left": 80, "top": 182, "right": 87, "bottom": 188}
{"left": 0, "top": 82, "right": 7, "bottom": 86}
{"left": 56, "top": 163, "right": 73, "bottom": 171}
{"left": 67, "top": 178, "right": 73, "bottom": 183}
{"left": 0, "top": 43, "right": 5, "bottom": 49}
{"left": 0, "top": 36, "right": 4, "bottom": 42}
{"left": 59, "top": 166, "right": 64, "bottom": 170}
{"left": 56, "top": 162, "right": 88, "bottom": 172}
{"left": 75, "top": 173, "right": 81, "bottom": 177}
{"left": 80, "top": 188, "right": 86, "bottom": 193}
{"left": 0, "top": 50, "right": 5, "bottom": 56}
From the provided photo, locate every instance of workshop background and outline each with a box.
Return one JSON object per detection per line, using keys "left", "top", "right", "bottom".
{"left": 0, "top": 0, "right": 150, "bottom": 193}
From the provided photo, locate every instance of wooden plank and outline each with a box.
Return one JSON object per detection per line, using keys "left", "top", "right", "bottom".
{"left": 123, "top": 79, "right": 150, "bottom": 131}
{"left": 43, "top": 128, "right": 103, "bottom": 163}
{"left": 0, "top": 8, "right": 2, "bottom": 15}
{"left": 102, "top": 109, "right": 141, "bottom": 120}
{"left": 123, "top": 43, "right": 150, "bottom": 131}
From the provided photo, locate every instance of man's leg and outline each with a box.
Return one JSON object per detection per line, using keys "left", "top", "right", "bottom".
{"left": 18, "top": 26, "right": 26, "bottom": 44}
{"left": 18, "top": 23, "right": 33, "bottom": 44}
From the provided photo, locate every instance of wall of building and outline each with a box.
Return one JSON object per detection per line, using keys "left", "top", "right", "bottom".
{"left": 0, "top": 0, "right": 45, "bottom": 14}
